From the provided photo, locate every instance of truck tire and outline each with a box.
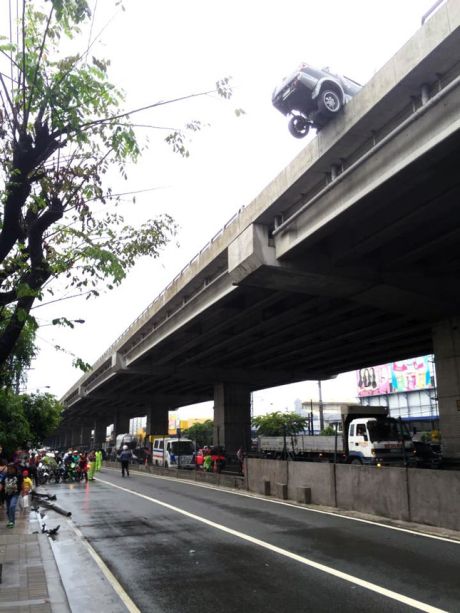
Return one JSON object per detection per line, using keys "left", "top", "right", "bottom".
{"left": 350, "top": 458, "right": 362, "bottom": 465}
{"left": 318, "top": 89, "right": 342, "bottom": 115}
{"left": 288, "top": 115, "right": 310, "bottom": 138}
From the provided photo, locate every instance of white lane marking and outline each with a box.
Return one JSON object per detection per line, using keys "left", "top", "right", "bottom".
{"left": 102, "top": 467, "right": 460, "bottom": 545}
{"left": 67, "top": 519, "right": 140, "bottom": 613}
{"left": 98, "top": 477, "right": 447, "bottom": 613}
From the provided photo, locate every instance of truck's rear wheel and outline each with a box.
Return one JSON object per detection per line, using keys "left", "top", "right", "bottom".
{"left": 350, "top": 458, "right": 362, "bottom": 465}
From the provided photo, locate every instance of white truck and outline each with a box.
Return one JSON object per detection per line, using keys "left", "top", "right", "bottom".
{"left": 258, "top": 405, "right": 415, "bottom": 466}
{"left": 151, "top": 436, "right": 195, "bottom": 469}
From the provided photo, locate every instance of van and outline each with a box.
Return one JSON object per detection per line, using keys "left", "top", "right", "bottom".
{"left": 152, "top": 437, "right": 195, "bottom": 469}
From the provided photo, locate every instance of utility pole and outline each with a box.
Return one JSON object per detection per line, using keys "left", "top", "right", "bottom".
{"left": 318, "top": 380, "right": 325, "bottom": 433}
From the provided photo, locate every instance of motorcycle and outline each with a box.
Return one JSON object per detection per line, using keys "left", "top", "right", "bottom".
{"left": 37, "top": 462, "right": 51, "bottom": 485}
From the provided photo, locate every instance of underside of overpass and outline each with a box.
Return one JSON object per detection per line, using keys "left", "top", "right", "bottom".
{"left": 54, "top": 4, "right": 460, "bottom": 457}
{"left": 56, "top": 119, "right": 460, "bottom": 456}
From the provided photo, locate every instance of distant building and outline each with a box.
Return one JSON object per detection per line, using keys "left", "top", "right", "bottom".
{"left": 299, "top": 401, "right": 345, "bottom": 434}
{"left": 356, "top": 355, "right": 438, "bottom": 430}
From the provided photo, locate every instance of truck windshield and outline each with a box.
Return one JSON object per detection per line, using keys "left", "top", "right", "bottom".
{"left": 172, "top": 441, "right": 194, "bottom": 455}
{"left": 367, "top": 419, "right": 411, "bottom": 442}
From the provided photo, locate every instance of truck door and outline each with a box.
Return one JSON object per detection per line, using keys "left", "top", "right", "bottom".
{"left": 353, "top": 422, "right": 370, "bottom": 459}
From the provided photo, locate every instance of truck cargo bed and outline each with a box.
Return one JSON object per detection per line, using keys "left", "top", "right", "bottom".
{"left": 259, "top": 435, "right": 344, "bottom": 454}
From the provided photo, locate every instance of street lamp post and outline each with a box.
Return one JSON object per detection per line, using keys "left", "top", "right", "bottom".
{"left": 318, "top": 380, "right": 325, "bottom": 433}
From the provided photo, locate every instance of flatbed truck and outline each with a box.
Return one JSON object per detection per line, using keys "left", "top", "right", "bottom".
{"left": 258, "top": 405, "right": 415, "bottom": 466}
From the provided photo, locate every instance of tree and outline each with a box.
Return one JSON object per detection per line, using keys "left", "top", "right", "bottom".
{"left": 21, "top": 391, "right": 62, "bottom": 445}
{"left": 0, "top": 0, "right": 233, "bottom": 378}
{"left": 0, "top": 389, "right": 31, "bottom": 455}
{"left": 0, "top": 388, "right": 62, "bottom": 455}
{"left": 182, "top": 420, "right": 213, "bottom": 448}
{"left": 0, "top": 312, "right": 37, "bottom": 391}
{"left": 252, "top": 411, "right": 309, "bottom": 437}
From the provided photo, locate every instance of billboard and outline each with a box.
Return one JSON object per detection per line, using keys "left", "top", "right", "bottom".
{"left": 357, "top": 356, "right": 433, "bottom": 397}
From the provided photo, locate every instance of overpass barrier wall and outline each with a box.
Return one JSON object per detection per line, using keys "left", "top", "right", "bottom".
{"left": 103, "top": 460, "right": 460, "bottom": 532}
{"left": 246, "top": 459, "right": 460, "bottom": 532}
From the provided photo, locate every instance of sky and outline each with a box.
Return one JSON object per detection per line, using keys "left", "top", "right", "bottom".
{"left": 21, "top": 0, "right": 439, "bottom": 418}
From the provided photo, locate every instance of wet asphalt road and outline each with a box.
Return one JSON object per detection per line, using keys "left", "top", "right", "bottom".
{"left": 45, "top": 469, "right": 460, "bottom": 613}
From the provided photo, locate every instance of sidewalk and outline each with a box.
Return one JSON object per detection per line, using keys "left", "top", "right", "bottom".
{"left": 0, "top": 506, "right": 70, "bottom": 612}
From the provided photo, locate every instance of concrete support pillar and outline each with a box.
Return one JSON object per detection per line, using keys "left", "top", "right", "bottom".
{"left": 93, "top": 420, "right": 107, "bottom": 448}
{"left": 432, "top": 318, "right": 460, "bottom": 459}
{"left": 146, "top": 409, "right": 168, "bottom": 437}
{"left": 70, "top": 427, "right": 80, "bottom": 448}
{"left": 113, "top": 410, "right": 131, "bottom": 437}
{"left": 62, "top": 430, "right": 71, "bottom": 449}
{"left": 80, "top": 424, "right": 92, "bottom": 448}
{"left": 213, "top": 383, "right": 251, "bottom": 455}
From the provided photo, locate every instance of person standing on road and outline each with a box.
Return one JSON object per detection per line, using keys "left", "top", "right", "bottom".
{"left": 237, "top": 447, "right": 245, "bottom": 474}
{"left": 87, "top": 450, "right": 96, "bottom": 481}
{"left": 95, "top": 449, "right": 102, "bottom": 472}
{"left": 3, "top": 463, "right": 23, "bottom": 528}
{"left": 119, "top": 445, "right": 132, "bottom": 477}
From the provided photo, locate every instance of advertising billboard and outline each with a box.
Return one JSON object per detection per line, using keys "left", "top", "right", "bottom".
{"left": 357, "top": 356, "right": 433, "bottom": 397}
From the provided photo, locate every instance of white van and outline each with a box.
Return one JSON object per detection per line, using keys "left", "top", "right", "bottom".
{"left": 152, "top": 437, "right": 195, "bottom": 469}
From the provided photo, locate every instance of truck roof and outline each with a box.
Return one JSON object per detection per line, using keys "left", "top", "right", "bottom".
{"left": 340, "top": 404, "right": 388, "bottom": 417}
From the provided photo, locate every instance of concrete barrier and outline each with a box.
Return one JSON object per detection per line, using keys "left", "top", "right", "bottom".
{"left": 246, "top": 458, "right": 288, "bottom": 496}
{"left": 105, "top": 459, "right": 460, "bottom": 531}
{"left": 408, "top": 468, "right": 460, "bottom": 531}
{"left": 335, "top": 464, "right": 410, "bottom": 522}
{"left": 288, "top": 461, "right": 336, "bottom": 506}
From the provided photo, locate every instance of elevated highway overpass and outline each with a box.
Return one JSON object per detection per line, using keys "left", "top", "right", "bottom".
{"left": 56, "top": 0, "right": 460, "bottom": 458}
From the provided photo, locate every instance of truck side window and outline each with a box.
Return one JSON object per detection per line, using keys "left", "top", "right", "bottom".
{"left": 166, "top": 443, "right": 171, "bottom": 452}
{"left": 349, "top": 424, "right": 355, "bottom": 436}
{"left": 356, "top": 424, "right": 368, "bottom": 441}
{"left": 159, "top": 440, "right": 164, "bottom": 450}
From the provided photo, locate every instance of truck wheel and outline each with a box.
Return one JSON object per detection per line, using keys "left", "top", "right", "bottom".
{"left": 350, "top": 458, "right": 362, "bottom": 465}
{"left": 318, "top": 89, "right": 342, "bottom": 115}
{"left": 288, "top": 115, "right": 310, "bottom": 138}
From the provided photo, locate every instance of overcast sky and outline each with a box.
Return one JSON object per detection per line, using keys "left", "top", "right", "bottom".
{"left": 22, "top": 0, "right": 438, "bottom": 417}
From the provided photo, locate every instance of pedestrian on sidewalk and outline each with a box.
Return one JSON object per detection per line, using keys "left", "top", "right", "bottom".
{"left": 0, "top": 459, "right": 7, "bottom": 509}
{"left": 27, "top": 454, "right": 38, "bottom": 487}
{"left": 3, "top": 463, "right": 23, "bottom": 528}
{"left": 20, "top": 470, "right": 33, "bottom": 512}
{"left": 119, "top": 445, "right": 132, "bottom": 477}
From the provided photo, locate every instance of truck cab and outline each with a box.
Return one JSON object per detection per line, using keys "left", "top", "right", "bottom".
{"left": 346, "top": 412, "right": 414, "bottom": 465}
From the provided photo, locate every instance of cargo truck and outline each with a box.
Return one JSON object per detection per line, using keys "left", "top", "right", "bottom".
{"left": 258, "top": 405, "right": 415, "bottom": 466}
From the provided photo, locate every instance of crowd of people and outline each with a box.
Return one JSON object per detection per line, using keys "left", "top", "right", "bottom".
{"left": 0, "top": 444, "right": 104, "bottom": 528}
